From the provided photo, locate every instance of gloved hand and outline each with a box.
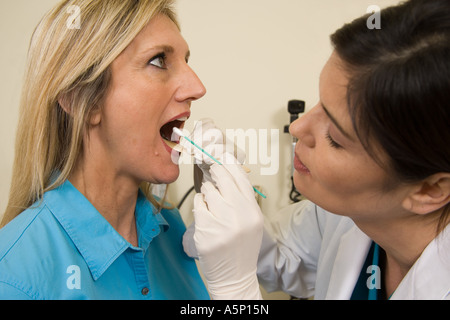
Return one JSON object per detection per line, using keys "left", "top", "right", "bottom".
{"left": 178, "top": 118, "right": 245, "bottom": 192}
{"left": 190, "top": 154, "right": 264, "bottom": 300}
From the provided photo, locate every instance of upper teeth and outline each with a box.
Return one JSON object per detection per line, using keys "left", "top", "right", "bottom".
{"left": 177, "top": 116, "right": 188, "bottom": 121}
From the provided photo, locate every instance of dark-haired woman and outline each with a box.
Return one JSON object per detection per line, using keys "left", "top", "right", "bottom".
{"left": 184, "top": 0, "right": 450, "bottom": 299}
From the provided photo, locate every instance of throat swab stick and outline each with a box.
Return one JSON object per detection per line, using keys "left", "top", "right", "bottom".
{"left": 173, "top": 127, "right": 266, "bottom": 199}
{"left": 173, "top": 127, "right": 222, "bottom": 165}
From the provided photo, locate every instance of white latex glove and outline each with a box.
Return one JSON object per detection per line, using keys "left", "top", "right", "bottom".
{"left": 192, "top": 154, "right": 264, "bottom": 300}
{"left": 178, "top": 118, "right": 245, "bottom": 191}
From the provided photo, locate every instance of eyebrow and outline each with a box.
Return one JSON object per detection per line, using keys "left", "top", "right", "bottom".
{"left": 321, "top": 102, "right": 354, "bottom": 141}
{"left": 140, "top": 45, "right": 190, "bottom": 60}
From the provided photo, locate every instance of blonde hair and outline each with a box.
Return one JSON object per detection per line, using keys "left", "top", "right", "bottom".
{"left": 1, "top": 0, "right": 178, "bottom": 227}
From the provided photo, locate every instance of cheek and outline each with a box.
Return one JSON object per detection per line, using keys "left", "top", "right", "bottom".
{"left": 105, "top": 84, "right": 163, "bottom": 131}
{"left": 99, "top": 97, "right": 164, "bottom": 173}
{"left": 313, "top": 154, "right": 357, "bottom": 193}
{"left": 295, "top": 146, "right": 389, "bottom": 210}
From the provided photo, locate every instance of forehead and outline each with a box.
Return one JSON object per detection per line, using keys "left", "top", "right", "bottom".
{"left": 319, "top": 52, "right": 349, "bottom": 107}
{"left": 123, "top": 14, "right": 188, "bottom": 56}
{"left": 319, "top": 53, "right": 355, "bottom": 132}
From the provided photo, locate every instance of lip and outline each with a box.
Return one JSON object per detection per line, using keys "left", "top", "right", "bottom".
{"left": 294, "top": 153, "right": 310, "bottom": 175}
{"left": 161, "top": 136, "right": 177, "bottom": 154}
{"left": 163, "top": 111, "right": 191, "bottom": 127}
{"left": 160, "top": 111, "right": 190, "bottom": 155}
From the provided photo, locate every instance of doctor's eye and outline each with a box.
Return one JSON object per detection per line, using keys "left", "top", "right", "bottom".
{"left": 326, "top": 132, "right": 342, "bottom": 149}
{"left": 148, "top": 52, "right": 167, "bottom": 69}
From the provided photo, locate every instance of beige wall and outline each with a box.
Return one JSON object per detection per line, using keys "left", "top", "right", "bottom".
{"left": 0, "top": 0, "right": 62, "bottom": 218}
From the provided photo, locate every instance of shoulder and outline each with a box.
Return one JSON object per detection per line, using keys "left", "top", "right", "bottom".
{"left": 0, "top": 202, "right": 52, "bottom": 299}
{"left": 0, "top": 201, "right": 48, "bottom": 258}
{"left": 0, "top": 199, "right": 76, "bottom": 300}
{"left": 393, "top": 225, "right": 450, "bottom": 300}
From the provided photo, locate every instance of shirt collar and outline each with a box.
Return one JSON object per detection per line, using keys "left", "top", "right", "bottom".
{"left": 391, "top": 224, "right": 450, "bottom": 300}
{"left": 44, "top": 180, "right": 168, "bottom": 281}
{"left": 134, "top": 190, "right": 169, "bottom": 249}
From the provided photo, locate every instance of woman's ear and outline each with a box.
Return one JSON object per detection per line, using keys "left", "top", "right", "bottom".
{"left": 58, "top": 93, "right": 102, "bottom": 126}
{"left": 402, "top": 173, "right": 450, "bottom": 215}
{"left": 89, "top": 107, "right": 102, "bottom": 126}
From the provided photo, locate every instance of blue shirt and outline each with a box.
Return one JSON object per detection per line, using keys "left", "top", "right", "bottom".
{"left": 0, "top": 180, "right": 209, "bottom": 300}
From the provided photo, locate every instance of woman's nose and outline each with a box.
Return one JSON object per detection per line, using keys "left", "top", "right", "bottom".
{"left": 289, "top": 104, "right": 319, "bottom": 148}
{"left": 175, "top": 65, "right": 207, "bottom": 103}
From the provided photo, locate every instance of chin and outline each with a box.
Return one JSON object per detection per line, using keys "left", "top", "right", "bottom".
{"left": 155, "top": 166, "right": 180, "bottom": 185}
{"left": 293, "top": 174, "right": 323, "bottom": 207}
{"left": 293, "top": 172, "right": 309, "bottom": 195}
{"left": 293, "top": 177, "right": 349, "bottom": 217}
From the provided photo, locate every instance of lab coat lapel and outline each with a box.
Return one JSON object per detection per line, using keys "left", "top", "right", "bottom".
{"left": 391, "top": 225, "right": 450, "bottom": 300}
{"left": 326, "top": 225, "right": 372, "bottom": 299}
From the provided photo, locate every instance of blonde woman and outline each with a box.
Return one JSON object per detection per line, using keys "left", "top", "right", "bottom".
{"left": 0, "top": 0, "right": 209, "bottom": 299}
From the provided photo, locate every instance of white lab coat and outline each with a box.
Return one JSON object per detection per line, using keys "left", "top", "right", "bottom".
{"left": 257, "top": 200, "right": 450, "bottom": 300}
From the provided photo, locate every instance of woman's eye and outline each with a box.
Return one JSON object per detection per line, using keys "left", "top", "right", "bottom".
{"left": 148, "top": 53, "right": 167, "bottom": 69}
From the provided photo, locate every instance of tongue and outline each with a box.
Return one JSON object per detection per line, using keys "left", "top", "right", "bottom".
{"left": 162, "top": 138, "right": 183, "bottom": 152}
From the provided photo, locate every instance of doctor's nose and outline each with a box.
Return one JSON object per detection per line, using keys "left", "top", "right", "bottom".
{"left": 289, "top": 105, "right": 319, "bottom": 148}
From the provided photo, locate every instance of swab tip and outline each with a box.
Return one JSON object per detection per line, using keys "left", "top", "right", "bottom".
{"left": 172, "top": 127, "right": 184, "bottom": 137}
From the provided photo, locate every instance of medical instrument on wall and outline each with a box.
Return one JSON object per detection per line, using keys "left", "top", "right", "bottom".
{"left": 283, "top": 100, "right": 305, "bottom": 203}
{"left": 173, "top": 127, "right": 267, "bottom": 199}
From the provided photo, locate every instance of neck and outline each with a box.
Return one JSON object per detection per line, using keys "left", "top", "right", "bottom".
{"left": 353, "top": 209, "right": 441, "bottom": 296}
{"left": 69, "top": 153, "right": 140, "bottom": 247}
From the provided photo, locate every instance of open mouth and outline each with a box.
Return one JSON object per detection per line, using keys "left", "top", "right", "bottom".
{"left": 160, "top": 116, "right": 188, "bottom": 149}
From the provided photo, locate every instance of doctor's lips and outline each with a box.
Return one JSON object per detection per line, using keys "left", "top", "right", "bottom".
{"left": 160, "top": 113, "right": 190, "bottom": 150}
{"left": 294, "top": 154, "right": 310, "bottom": 175}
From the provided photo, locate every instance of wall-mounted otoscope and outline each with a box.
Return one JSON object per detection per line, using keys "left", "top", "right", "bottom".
{"left": 284, "top": 100, "right": 305, "bottom": 203}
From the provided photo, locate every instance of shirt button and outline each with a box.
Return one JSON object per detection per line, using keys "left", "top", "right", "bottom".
{"left": 141, "top": 287, "right": 149, "bottom": 296}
